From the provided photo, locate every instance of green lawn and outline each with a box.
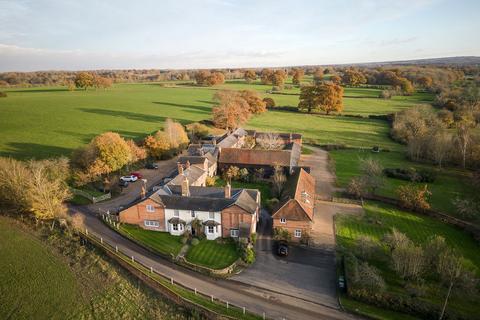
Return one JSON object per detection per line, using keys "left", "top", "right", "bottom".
{"left": 214, "top": 177, "right": 272, "bottom": 206}
{"left": 340, "top": 295, "right": 421, "bottom": 320}
{"left": 336, "top": 201, "right": 480, "bottom": 318}
{"left": 119, "top": 223, "right": 184, "bottom": 257}
{"left": 186, "top": 239, "right": 239, "bottom": 269}
{"left": 330, "top": 149, "right": 476, "bottom": 223}
{"left": 0, "top": 81, "right": 430, "bottom": 159}
{"left": 0, "top": 216, "right": 185, "bottom": 319}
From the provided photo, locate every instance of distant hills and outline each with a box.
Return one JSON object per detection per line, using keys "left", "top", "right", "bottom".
{"left": 338, "top": 56, "right": 480, "bottom": 67}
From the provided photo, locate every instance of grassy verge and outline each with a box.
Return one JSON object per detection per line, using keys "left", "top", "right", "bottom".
{"left": 119, "top": 224, "right": 183, "bottom": 257}
{"left": 340, "top": 295, "right": 420, "bottom": 320}
{"left": 335, "top": 201, "right": 480, "bottom": 317}
{"left": 186, "top": 238, "right": 239, "bottom": 269}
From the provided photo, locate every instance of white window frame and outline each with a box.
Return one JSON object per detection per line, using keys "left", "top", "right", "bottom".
{"left": 280, "top": 218, "right": 287, "bottom": 224}
{"left": 230, "top": 229, "right": 239, "bottom": 238}
{"left": 294, "top": 229, "right": 302, "bottom": 238}
{"left": 144, "top": 220, "right": 159, "bottom": 228}
{"left": 208, "top": 212, "right": 215, "bottom": 219}
{"left": 146, "top": 205, "right": 155, "bottom": 212}
{"left": 173, "top": 210, "right": 180, "bottom": 217}
{"left": 172, "top": 223, "right": 178, "bottom": 231}
{"left": 207, "top": 225, "right": 214, "bottom": 234}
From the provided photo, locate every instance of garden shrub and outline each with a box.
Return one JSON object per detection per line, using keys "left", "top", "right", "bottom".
{"left": 0, "top": 91, "right": 7, "bottom": 98}
{"left": 191, "top": 238, "right": 200, "bottom": 246}
{"left": 383, "top": 167, "right": 436, "bottom": 183}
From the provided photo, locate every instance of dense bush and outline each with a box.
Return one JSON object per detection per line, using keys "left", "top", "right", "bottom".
{"left": 383, "top": 168, "right": 436, "bottom": 183}
{"left": 0, "top": 91, "right": 7, "bottom": 97}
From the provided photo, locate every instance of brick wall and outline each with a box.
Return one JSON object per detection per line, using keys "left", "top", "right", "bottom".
{"left": 273, "top": 218, "right": 311, "bottom": 242}
{"left": 119, "top": 199, "right": 166, "bottom": 231}
{"left": 221, "top": 205, "right": 255, "bottom": 237}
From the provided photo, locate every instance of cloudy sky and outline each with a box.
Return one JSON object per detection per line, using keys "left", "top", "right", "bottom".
{"left": 0, "top": 0, "right": 479, "bottom": 71}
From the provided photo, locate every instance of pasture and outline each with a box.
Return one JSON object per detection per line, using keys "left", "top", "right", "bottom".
{"left": 0, "top": 216, "right": 185, "bottom": 319}
{"left": 0, "top": 80, "right": 432, "bottom": 159}
{"left": 336, "top": 201, "right": 480, "bottom": 318}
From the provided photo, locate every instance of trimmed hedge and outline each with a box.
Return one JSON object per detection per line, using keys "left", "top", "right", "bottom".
{"left": 383, "top": 167, "right": 436, "bottom": 183}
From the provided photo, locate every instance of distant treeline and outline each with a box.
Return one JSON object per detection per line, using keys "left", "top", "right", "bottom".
{"left": 0, "top": 64, "right": 478, "bottom": 89}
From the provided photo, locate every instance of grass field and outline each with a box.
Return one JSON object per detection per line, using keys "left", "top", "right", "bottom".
{"left": 186, "top": 239, "right": 239, "bottom": 269}
{"left": 336, "top": 201, "right": 480, "bottom": 318}
{"left": 0, "top": 81, "right": 431, "bottom": 159}
{"left": 330, "top": 149, "right": 476, "bottom": 222}
{"left": 120, "top": 223, "right": 184, "bottom": 256}
{"left": 0, "top": 216, "right": 188, "bottom": 319}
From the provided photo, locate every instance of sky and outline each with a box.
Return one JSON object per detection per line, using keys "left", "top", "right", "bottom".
{"left": 0, "top": 0, "right": 479, "bottom": 72}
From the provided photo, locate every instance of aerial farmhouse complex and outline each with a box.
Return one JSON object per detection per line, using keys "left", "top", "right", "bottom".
{"left": 119, "top": 128, "right": 315, "bottom": 241}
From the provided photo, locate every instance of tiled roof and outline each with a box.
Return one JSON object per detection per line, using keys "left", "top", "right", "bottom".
{"left": 219, "top": 147, "right": 295, "bottom": 167}
{"left": 150, "top": 185, "right": 259, "bottom": 214}
{"left": 272, "top": 168, "right": 315, "bottom": 221}
{"left": 167, "top": 166, "right": 206, "bottom": 186}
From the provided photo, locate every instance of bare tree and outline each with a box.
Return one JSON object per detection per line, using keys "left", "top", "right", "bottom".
{"left": 272, "top": 165, "right": 287, "bottom": 198}
{"left": 430, "top": 130, "right": 452, "bottom": 167}
{"left": 258, "top": 133, "right": 283, "bottom": 150}
{"left": 359, "top": 158, "right": 384, "bottom": 195}
{"left": 456, "top": 122, "right": 471, "bottom": 168}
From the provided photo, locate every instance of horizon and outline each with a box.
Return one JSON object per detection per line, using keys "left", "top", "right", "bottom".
{"left": 1, "top": 0, "right": 479, "bottom": 72}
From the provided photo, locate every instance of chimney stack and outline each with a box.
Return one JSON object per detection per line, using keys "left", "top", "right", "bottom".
{"left": 289, "top": 133, "right": 293, "bottom": 144}
{"left": 181, "top": 176, "right": 190, "bottom": 197}
{"left": 177, "top": 162, "right": 183, "bottom": 175}
{"left": 224, "top": 183, "right": 231, "bottom": 198}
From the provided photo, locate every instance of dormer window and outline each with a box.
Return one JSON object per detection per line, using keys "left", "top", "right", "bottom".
{"left": 280, "top": 218, "right": 286, "bottom": 224}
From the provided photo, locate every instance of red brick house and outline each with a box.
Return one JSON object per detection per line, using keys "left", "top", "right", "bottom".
{"left": 272, "top": 168, "right": 315, "bottom": 242}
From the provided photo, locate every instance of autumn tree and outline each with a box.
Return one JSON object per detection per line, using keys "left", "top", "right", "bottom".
{"left": 292, "top": 68, "right": 305, "bottom": 85}
{"left": 144, "top": 119, "right": 188, "bottom": 159}
{"left": 212, "top": 90, "right": 250, "bottom": 129}
{"left": 298, "top": 83, "right": 343, "bottom": 114}
{"left": 74, "top": 72, "right": 94, "bottom": 90}
{"left": 164, "top": 118, "right": 189, "bottom": 150}
{"left": 330, "top": 74, "right": 341, "bottom": 84}
{"left": 397, "top": 184, "right": 431, "bottom": 212}
{"left": 126, "top": 139, "right": 147, "bottom": 164}
{"left": 93, "top": 75, "right": 113, "bottom": 89}
{"left": 263, "top": 97, "right": 275, "bottom": 108}
{"left": 313, "top": 68, "right": 324, "bottom": 84}
{"left": 194, "top": 70, "right": 210, "bottom": 85}
{"left": 244, "top": 70, "right": 257, "bottom": 83}
{"left": 417, "top": 76, "right": 433, "bottom": 88}
{"left": 240, "top": 90, "right": 267, "bottom": 114}
{"left": 207, "top": 72, "right": 225, "bottom": 86}
{"left": 144, "top": 132, "right": 171, "bottom": 159}
{"left": 257, "top": 133, "right": 282, "bottom": 150}
{"left": 260, "top": 68, "right": 273, "bottom": 85}
{"left": 341, "top": 69, "right": 367, "bottom": 86}
{"left": 271, "top": 70, "right": 287, "bottom": 88}
{"left": 398, "top": 77, "right": 415, "bottom": 95}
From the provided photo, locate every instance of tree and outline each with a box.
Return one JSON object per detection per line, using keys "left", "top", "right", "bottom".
{"left": 260, "top": 68, "right": 273, "bottom": 85}
{"left": 313, "top": 68, "right": 324, "bottom": 84}
{"left": 330, "top": 74, "right": 341, "bottom": 85}
{"left": 341, "top": 69, "right": 367, "bottom": 86}
{"left": 456, "top": 122, "right": 471, "bottom": 168}
{"left": 207, "top": 72, "right": 225, "bottom": 86}
{"left": 346, "top": 176, "right": 368, "bottom": 200}
{"left": 292, "top": 68, "right": 305, "bottom": 85}
{"left": 144, "top": 132, "right": 171, "bottom": 159}
{"left": 212, "top": 90, "right": 250, "bottom": 129}
{"left": 93, "top": 75, "right": 113, "bottom": 89}
{"left": 359, "top": 158, "right": 383, "bottom": 195}
{"left": 240, "top": 90, "right": 267, "bottom": 114}
{"left": 298, "top": 83, "right": 343, "bottom": 114}
{"left": 74, "top": 72, "right": 94, "bottom": 90}
{"left": 126, "top": 139, "right": 147, "bottom": 164}
{"left": 430, "top": 130, "right": 452, "bottom": 167}
{"left": 417, "top": 76, "right": 433, "bottom": 88}
{"left": 391, "top": 241, "right": 425, "bottom": 280}
{"left": 271, "top": 70, "right": 287, "bottom": 88}
{"left": 194, "top": 70, "right": 210, "bottom": 85}
{"left": 164, "top": 118, "right": 189, "bottom": 150}
{"left": 397, "top": 184, "right": 431, "bottom": 212}
{"left": 355, "top": 235, "right": 378, "bottom": 260}
{"left": 257, "top": 132, "right": 282, "bottom": 150}
{"left": 0, "top": 157, "right": 33, "bottom": 212}
{"left": 383, "top": 228, "right": 411, "bottom": 253}
{"left": 244, "top": 70, "right": 257, "bottom": 83}
{"left": 224, "top": 166, "right": 240, "bottom": 182}
{"left": 272, "top": 165, "right": 286, "bottom": 198}
{"left": 263, "top": 97, "right": 275, "bottom": 108}
{"left": 398, "top": 77, "right": 414, "bottom": 95}
{"left": 353, "top": 262, "right": 386, "bottom": 293}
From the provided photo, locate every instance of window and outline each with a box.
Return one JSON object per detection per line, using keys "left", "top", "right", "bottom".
{"left": 209, "top": 212, "right": 215, "bottom": 219}
{"left": 191, "top": 210, "right": 196, "bottom": 218}
{"left": 230, "top": 229, "right": 239, "bottom": 237}
{"left": 207, "top": 225, "right": 214, "bottom": 234}
{"left": 173, "top": 210, "right": 179, "bottom": 217}
{"left": 146, "top": 205, "right": 155, "bottom": 212}
{"left": 172, "top": 223, "right": 178, "bottom": 231}
{"left": 144, "top": 220, "right": 159, "bottom": 228}
{"left": 294, "top": 229, "right": 302, "bottom": 238}
{"left": 280, "top": 218, "right": 286, "bottom": 224}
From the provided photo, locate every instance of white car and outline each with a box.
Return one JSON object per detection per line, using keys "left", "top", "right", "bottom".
{"left": 120, "top": 175, "right": 138, "bottom": 182}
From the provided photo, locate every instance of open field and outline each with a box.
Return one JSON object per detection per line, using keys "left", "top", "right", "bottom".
{"left": 335, "top": 201, "right": 480, "bottom": 318}
{"left": 0, "top": 216, "right": 187, "bottom": 319}
{"left": 0, "top": 81, "right": 431, "bottom": 159}
{"left": 330, "top": 149, "right": 476, "bottom": 222}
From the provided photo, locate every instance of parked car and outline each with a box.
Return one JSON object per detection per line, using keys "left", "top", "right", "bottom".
{"left": 145, "top": 162, "right": 158, "bottom": 169}
{"left": 120, "top": 175, "right": 138, "bottom": 182}
{"left": 276, "top": 241, "right": 289, "bottom": 257}
{"left": 118, "top": 180, "right": 129, "bottom": 188}
{"left": 130, "top": 172, "right": 143, "bottom": 179}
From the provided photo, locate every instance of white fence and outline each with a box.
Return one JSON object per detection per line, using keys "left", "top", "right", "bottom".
{"left": 71, "top": 188, "right": 111, "bottom": 203}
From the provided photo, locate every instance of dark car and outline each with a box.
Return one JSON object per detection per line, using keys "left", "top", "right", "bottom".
{"left": 145, "top": 163, "right": 158, "bottom": 169}
{"left": 118, "top": 180, "right": 129, "bottom": 188}
{"left": 276, "top": 241, "right": 289, "bottom": 257}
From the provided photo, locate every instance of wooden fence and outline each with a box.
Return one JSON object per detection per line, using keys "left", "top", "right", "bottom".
{"left": 71, "top": 188, "right": 111, "bottom": 203}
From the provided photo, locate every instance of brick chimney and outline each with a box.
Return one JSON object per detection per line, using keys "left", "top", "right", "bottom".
{"left": 289, "top": 133, "right": 293, "bottom": 144}
{"left": 185, "top": 160, "right": 190, "bottom": 169}
{"left": 181, "top": 176, "right": 190, "bottom": 197}
{"left": 224, "top": 183, "right": 231, "bottom": 198}
{"left": 177, "top": 162, "right": 183, "bottom": 175}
